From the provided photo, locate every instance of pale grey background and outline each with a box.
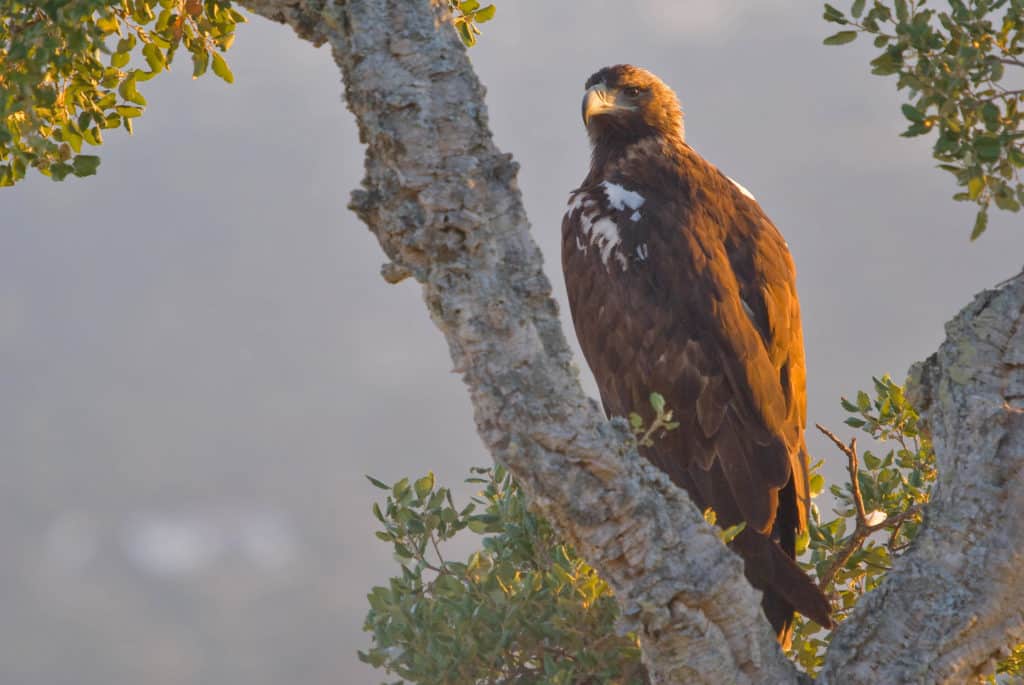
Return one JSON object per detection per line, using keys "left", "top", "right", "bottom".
{"left": 3, "top": 1, "right": 1022, "bottom": 683}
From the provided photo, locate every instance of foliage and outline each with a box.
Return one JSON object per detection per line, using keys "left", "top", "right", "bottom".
{"left": 999, "top": 644, "right": 1024, "bottom": 677}
{"left": 823, "top": 0, "right": 1024, "bottom": 238}
{"left": 1, "top": 0, "right": 243, "bottom": 186}
{"left": 789, "top": 375, "right": 935, "bottom": 675}
{"left": 359, "top": 465, "right": 645, "bottom": 684}
{"left": 364, "top": 378, "right": 1024, "bottom": 682}
{"left": 447, "top": 0, "right": 496, "bottom": 47}
{"left": 626, "top": 391, "right": 679, "bottom": 447}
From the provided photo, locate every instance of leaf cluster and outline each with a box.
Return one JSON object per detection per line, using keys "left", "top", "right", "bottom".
{"left": 1, "top": 0, "right": 243, "bottom": 186}
{"left": 365, "top": 378, "right": 1023, "bottom": 681}
{"left": 360, "top": 466, "right": 645, "bottom": 684}
{"left": 627, "top": 392, "right": 680, "bottom": 448}
{"left": 824, "top": 0, "right": 1024, "bottom": 238}
{"left": 448, "top": 0, "right": 496, "bottom": 47}
{"left": 790, "top": 375, "right": 935, "bottom": 674}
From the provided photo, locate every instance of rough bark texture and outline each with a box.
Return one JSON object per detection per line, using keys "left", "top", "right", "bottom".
{"left": 237, "top": 1, "right": 1024, "bottom": 682}
{"left": 819, "top": 270, "right": 1024, "bottom": 685}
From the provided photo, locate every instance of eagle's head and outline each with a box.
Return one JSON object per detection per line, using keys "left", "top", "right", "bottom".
{"left": 581, "top": 64, "right": 684, "bottom": 146}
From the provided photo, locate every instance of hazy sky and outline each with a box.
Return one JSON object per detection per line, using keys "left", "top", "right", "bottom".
{"left": 4, "top": 2, "right": 1023, "bottom": 683}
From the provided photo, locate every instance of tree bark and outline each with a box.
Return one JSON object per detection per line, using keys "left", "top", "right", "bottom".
{"left": 238, "top": 1, "right": 1024, "bottom": 682}
{"left": 818, "top": 271, "right": 1024, "bottom": 685}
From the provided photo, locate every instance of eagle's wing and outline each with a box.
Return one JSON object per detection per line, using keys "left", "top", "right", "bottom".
{"left": 650, "top": 166, "right": 808, "bottom": 536}
{"left": 563, "top": 156, "right": 810, "bottom": 537}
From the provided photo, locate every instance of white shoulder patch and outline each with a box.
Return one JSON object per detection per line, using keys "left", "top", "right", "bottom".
{"left": 726, "top": 176, "right": 756, "bottom": 201}
{"left": 601, "top": 181, "right": 646, "bottom": 211}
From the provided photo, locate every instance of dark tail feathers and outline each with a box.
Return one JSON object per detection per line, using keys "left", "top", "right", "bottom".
{"left": 731, "top": 528, "right": 833, "bottom": 648}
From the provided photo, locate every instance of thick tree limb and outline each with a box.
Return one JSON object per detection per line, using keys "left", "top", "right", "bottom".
{"left": 238, "top": 0, "right": 798, "bottom": 682}
{"left": 238, "top": 1, "right": 1024, "bottom": 682}
{"left": 819, "top": 271, "right": 1024, "bottom": 684}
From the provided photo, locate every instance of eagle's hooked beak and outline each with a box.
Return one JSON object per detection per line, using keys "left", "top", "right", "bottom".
{"left": 582, "top": 83, "right": 617, "bottom": 126}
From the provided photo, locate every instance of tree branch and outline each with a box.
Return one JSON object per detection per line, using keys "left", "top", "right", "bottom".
{"left": 814, "top": 424, "right": 922, "bottom": 591}
{"left": 234, "top": 2, "right": 1024, "bottom": 682}
{"left": 819, "top": 271, "right": 1024, "bottom": 684}
{"left": 236, "top": 1, "right": 799, "bottom": 682}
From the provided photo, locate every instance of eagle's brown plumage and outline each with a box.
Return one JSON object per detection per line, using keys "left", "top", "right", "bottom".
{"left": 562, "top": 65, "right": 832, "bottom": 644}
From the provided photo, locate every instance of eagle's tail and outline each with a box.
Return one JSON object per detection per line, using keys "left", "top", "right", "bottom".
{"left": 731, "top": 528, "right": 833, "bottom": 649}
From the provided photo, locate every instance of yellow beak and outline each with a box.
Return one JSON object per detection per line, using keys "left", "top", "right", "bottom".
{"left": 582, "top": 83, "right": 616, "bottom": 126}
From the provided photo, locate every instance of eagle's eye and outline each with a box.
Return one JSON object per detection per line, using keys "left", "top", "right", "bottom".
{"left": 623, "top": 86, "right": 642, "bottom": 97}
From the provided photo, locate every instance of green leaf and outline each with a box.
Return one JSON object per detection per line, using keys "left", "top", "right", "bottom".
{"left": 474, "top": 5, "right": 496, "bottom": 22}
{"left": 71, "top": 155, "right": 101, "bottom": 177}
{"left": 856, "top": 390, "right": 871, "bottom": 412}
{"left": 901, "top": 104, "right": 925, "bottom": 123}
{"left": 143, "top": 43, "right": 165, "bottom": 73}
{"left": 49, "top": 162, "right": 74, "bottom": 181}
{"left": 824, "top": 30, "right": 858, "bottom": 45}
{"left": 116, "top": 105, "right": 143, "bottom": 118}
{"left": 456, "top": 20, "right": 475, "bottom": 46}
{"left": 967, "top": 176, "right": 985, "bottom": 200}
{"left": 823, "top": 4, "right": 847, "bottom": 23}
{"left": 720, "top": 522, "right": 746, "bottom": 544}
{"left": 393, "top": 477, "right": 410, "bottom": 499}
{"left": 851, "top": 0, "right": 866, "bottom": 18}
{"left": 366, "top": 475, "right": 390, "bottom": 490}
{"left": 894, "top": 0, "right": 909, "bottom": 22}
{"left": 211, "top": 51, "right": 234, "bottom": 83}
{"left": 649, "top": 392, "right": 665, "bottom": 414}
{"left": 118, "top": 75, "right": 147, "bottom": 106}
{"left": 981, "top": 103, "right": 1001, "bottom": 130}
{"left": 994, "top": 192, "right": 1019, "bottom": 212}
{"left": 971, "top": 209, "right": 988, "bottom": 240}
{"left": 414, "top": 473, "right": 435, "bottom": 500}
{"left": 701, "top": 506, "right": 717, "bottom": 525}
{"left": 975, "top": 136, "right": 1001, "bottom": 161}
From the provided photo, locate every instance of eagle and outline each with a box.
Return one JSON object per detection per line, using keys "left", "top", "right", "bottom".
{"left": 561, "top": 64, "right": 832, "bottom": 645}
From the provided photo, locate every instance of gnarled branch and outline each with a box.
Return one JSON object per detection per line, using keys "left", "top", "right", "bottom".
{"left": 236, "top": 0, "right": 798, "bottom": 682}
{"left": 236, "top": 1, "right": 1024, "bottom": 682}
{"left": 820, "top": 271, "right": 1024, "bottom": 684}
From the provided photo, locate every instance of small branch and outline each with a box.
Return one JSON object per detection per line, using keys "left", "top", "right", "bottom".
{"left": 816, "top": 424, "right": 867, "bottom": 524}
{"left": 429, "top": 530, "right": 448, "bottom": 570}
{"left": 818, "top": 525, "right": 870, "bottom": 590}
{"left": 821, "top": 272, "right": 1024, "bottom": 683}
{"left": 980, "top": 88, "right": 1024, "bottom": 104}
{"left": 637, "top": 410, "right": 675, "bottom": 447}
{"left": 814, "top": 424, "right": 924, "bottom": 590}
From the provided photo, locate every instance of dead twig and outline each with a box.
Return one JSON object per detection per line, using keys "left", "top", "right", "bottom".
{"left": 814, "top": 424, "right": 924, "bottom": 590}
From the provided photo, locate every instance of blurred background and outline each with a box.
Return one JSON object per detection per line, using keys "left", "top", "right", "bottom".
{"left": 3, "top": 1, "right": 1023, "bottom": 683}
